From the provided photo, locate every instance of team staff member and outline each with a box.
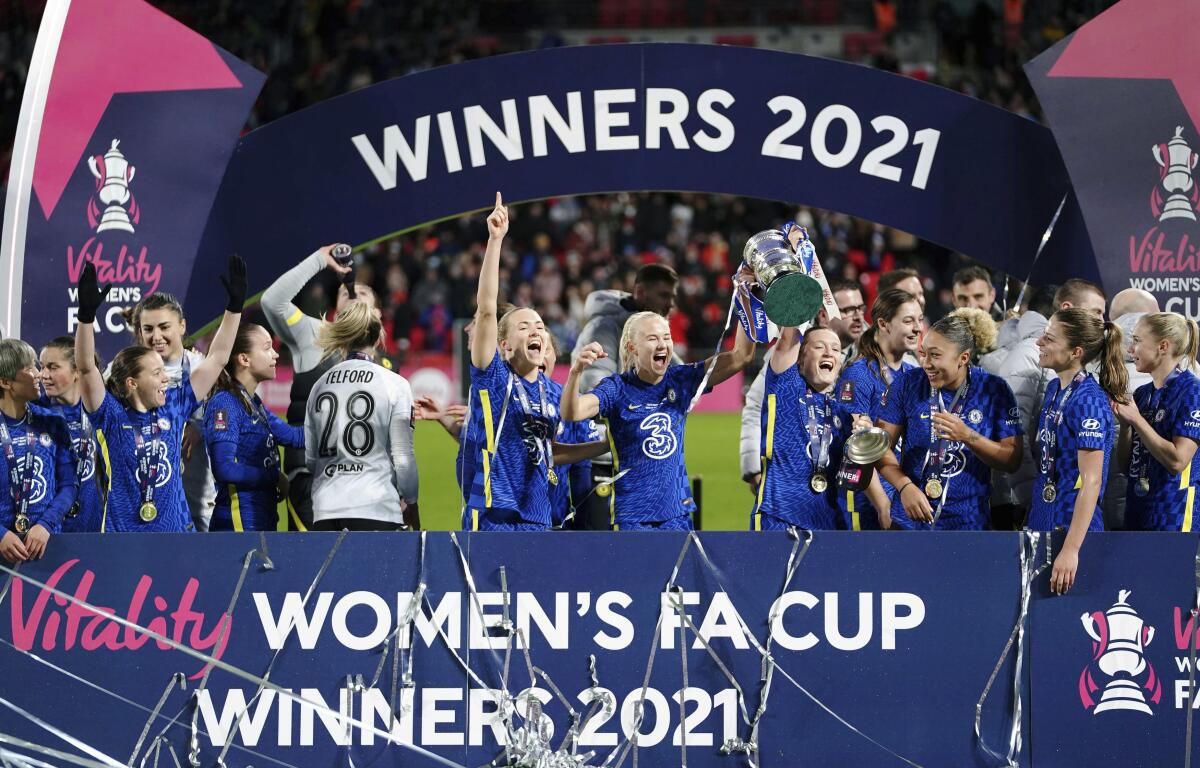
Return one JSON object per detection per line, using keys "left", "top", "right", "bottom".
{"left": 563, "top": 306, "right": 755, "bottom": 531}
{"left": 835, "top": 288, "right": 923, "bottom": 529}
{"left": 752, "top": 327, "right": 849, "bottom": 530}
{"left": 0, "top": 340, "right": 77, "bottom": 562}
{"left": 1115, "top": 312, "right": 1200, "bottom": 532}
{"left": 306, "top": 303, "right": 418, "bottom": 531}
{"left": 205, "top": 324, "right": 304, "bottom": 532}
{"left": 876, "top": 314, "right": 1023, "bottom": 530}
{"left": 38, "top": 337, "right": 105, "bottom": 533}
{"left": 1027, "top": 308, "right": 1126, "bottom": 594}
{"left": 261, "top": 243, "right": 378, "bottom": 530}
{"left": 74, "top": 258, "right": 245, "bottom": 532}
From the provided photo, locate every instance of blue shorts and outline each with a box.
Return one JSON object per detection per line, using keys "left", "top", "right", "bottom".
{"left": 614, "top": 515, "right": 694, "bottom": 531}
{"left": 463, "top": 507, "right": 550, "bottom": 531}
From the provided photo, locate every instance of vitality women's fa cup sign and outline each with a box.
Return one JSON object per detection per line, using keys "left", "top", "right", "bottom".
{"left": 1079, "top": 590, "right": 1163, "bottom": 715}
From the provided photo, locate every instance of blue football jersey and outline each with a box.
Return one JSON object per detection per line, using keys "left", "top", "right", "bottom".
{"left": 0, "top": 406, "right": 77, "bottom": 534}
{"left": 91, "top": 374, "right": 199, "bottom": 533}
{"left": 1027, "top": 373, "right": 1112, "bottom": 532}
{"left": 544, "top": 377, "right": 603, "bottom": 526}
{"left": 1125, "top": 369, "right": 1200, "bottom": 531}
{"left": 591, "top": 362, "right": 706, "bottom": 527}
{"left": 205, "top": 389, "right": 304, "bottom": 532}
{"left": 878, "top": 366, "right": 1022, "bottom": 530}
{"left": 36, "top": 397, "right": 104, "bottom": 533}
{"left": 835, "top": 357, "right": 914, "bottom": 530}
{"left": 464, "top": 352, "right": 558, "bottom": 529}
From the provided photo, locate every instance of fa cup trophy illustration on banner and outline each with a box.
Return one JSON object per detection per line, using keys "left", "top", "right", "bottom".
{"left": 87, "top": 139, "right": 139, "bottom": 234}
{"left": 1079, "top": 590, "right": 1162, "bottom": 715}
{"left": 1151, "top": 126, "right": 1199, "bottom": 223}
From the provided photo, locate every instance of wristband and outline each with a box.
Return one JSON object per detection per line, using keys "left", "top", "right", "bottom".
{"left": 896, "top": 480, "right": 913, "bottom": 495}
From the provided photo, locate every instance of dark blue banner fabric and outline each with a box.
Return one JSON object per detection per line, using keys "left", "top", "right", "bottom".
{"left": 189, "top": 43, "right": 1097, "bottom": 324}
{"left": 15, "top": 0, "right": 264, "bottom": 358}
{"left": 1026, "top": 0, "right": 1200, "bottom": 319}
{"left": 2, "top": 531, "right": 1195, "bottom": 766}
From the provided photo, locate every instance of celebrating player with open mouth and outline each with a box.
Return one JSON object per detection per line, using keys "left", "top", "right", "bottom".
{"left": 562, "top": 287, "right": 756, "bottom": 530}
{"left": 73, "top": 257, "right": 245, "bottom": 532}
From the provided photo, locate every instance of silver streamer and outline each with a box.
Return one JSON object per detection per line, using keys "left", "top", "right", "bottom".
{"left": 974, "top": 531, "right": 1049, "bottom": 767}
{"left": 0, "top": 695, "right": 125, "bottom": 767}
{"left": 128, "top": 672, "right": 186, "bottom": 766}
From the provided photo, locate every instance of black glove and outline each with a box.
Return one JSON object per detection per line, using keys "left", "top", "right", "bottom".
{"left": 219, "top": 254, "right": 247, "bottom": 312}
{"left": 76, "top": 263, "right": 111, "bottom": 324}
{"left": 341, "top": 266, "right": 358, "bottom": 300}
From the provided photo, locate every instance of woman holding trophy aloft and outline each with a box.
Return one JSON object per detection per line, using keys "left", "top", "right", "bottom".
{"left": 1114, "top": 312, "right": 1200, "bottom": 532}
{"left": 1028, "top": 309, "right": 1127, "bottom": 593}
{"left": 749, "top": 325, "right": 851, "bottom": 530}
{"left": 875, "top": 314, "right": 1024, "bottom": 530}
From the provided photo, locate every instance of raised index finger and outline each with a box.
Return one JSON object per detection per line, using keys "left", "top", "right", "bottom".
{"left": 495, "top": 191, "right": 503, "bottom": 208}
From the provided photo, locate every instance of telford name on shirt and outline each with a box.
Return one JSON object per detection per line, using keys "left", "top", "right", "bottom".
{"left": 325, "top": 369, "right": 376, "bottom": 385}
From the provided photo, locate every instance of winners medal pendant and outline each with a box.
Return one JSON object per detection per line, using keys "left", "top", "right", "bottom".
{"left": 924, "top": 477, "right": 943, "bottom": 500}
{"left": 547, "top": 467, "right": 559, "bottom": 486}
{"left": 810, "top": 472, "right": 828, "bottom": 493}
{"left": 596, "top": 482, "right": 612, "bottom": 498}
{"left": 14, "top": 514, "right": 29, "bottom": 534}
{"left": 1043, "top": 484, "right": 1057, "bottom": 503}
{"left": 139, "top": 502, "right": 158, "bottom": 523}
{"left": 1136, "top": 477, "right": 1150, "bottom": 496}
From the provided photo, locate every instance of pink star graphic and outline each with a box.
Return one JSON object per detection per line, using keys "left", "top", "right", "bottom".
{"left": 33, "top": 0, "right": 245, "bottom": 219}
{"left": 1049, "top": 0, "right": 1200, "bottom": 139}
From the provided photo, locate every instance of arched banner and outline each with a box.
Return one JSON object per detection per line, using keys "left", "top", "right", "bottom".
{"left": 188, "top": 43, "right": 1097, "bottom": 326}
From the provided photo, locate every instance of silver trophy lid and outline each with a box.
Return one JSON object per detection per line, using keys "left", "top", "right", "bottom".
{"left": 844, "top": 427, "right": 892, "bottom": 465}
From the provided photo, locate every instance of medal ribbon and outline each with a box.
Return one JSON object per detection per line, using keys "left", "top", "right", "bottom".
{"left": 1128, "top": 368, "right": 1180, "bottom": 486}
{"left": 1040, "top": 370, "right": 1087, "bottom": 495}
{"left": 512, "top": 373, "right": 557, "bottom": 483}
{"left": 0, "top": 417, "right": 37, "bottom": 524}
{"left": 132, "top": 415, "right": 162, "bottom": 506}
{"left": 803, "top": 384, "right": 833, "bottom": 476}
{"left": 924, "top": 371, "right": 971, "bottom": 483}
{"left": 238, "top": 384, "right": 278, "bottom": 468}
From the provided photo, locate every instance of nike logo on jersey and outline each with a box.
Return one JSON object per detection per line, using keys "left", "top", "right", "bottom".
{"left": 920, "top": 413, "right": 930, "bottom": 419}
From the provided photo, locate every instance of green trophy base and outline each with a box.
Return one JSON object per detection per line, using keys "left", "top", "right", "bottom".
{"left": 763, "top": 272, "right": 824, "bottom": 327}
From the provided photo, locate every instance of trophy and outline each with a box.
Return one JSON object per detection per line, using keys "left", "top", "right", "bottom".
{"left": 837, "top": 427, "right": 891, "bottom": 491}
{"left": 1152, "top": 126, "right": 1199, "bottom": 222}
{"left": 742, "top": 229, "right": 824, "bottom": 327}
{"left": 1080, "top": 590, "right": 1157, "bottom": 715}
{"left": 87, "top": 140, "right": 137, "bottom": 233}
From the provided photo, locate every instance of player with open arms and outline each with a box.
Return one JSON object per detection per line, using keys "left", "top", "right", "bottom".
{"left": 204, "top": 324, "right": 305, "bottom": 532}
{"left": 306, "top": 302, "right": 418, "bottom": 531}
{"left": 875, "top": 314, "right": 1023, "bottom": 531}
{"left": 751, "top": 326, "right": 856, "bottom": 530}
{"left": 1114, "top": 312, "right": 1200, "bottom": 532}
{"left": 74, "top": 257, "right": 245, "bottom": 532}
{"left": 563, "top": 297, "right": 756, "bottom": 530}
{"left": 38, "top": 336, "right": 106, "bottom": 533}
{"left": 1027, "top": 308, "right": 1126, "bottom": 594}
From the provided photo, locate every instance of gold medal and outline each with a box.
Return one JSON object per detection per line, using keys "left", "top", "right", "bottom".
{"left": 547, "top": 467, "right": 559, "bottom": 486}
{"left": 1136, "top": 477, "right": 1150, "bottom": 496}
{"left": 14, "top": 514, "right": 29, "bottom": 534}
{"left": 810, "top": 473, "right": 828, "bottom": 493}
{"left": 139, "top": 502, "right": 158, "bottom": 523}
{"left": 596, "top": 482, "right": 612, "bottom": 498}
{"left": 924, "top": 478, "right": 943, "bottom": 500}
{"left": 1042, "top": 484, "right": 1057, "bottom": 503}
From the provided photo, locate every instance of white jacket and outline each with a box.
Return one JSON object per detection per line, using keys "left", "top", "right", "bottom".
{"left": 990, "top": 311, "right": 1052, "bottom": 509}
